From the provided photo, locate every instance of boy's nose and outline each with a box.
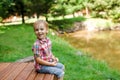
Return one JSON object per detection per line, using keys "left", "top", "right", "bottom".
{"left": 38, "top": 30, "right": 41, "bottom": 33}
{"left": 38, "top": 30, "right": 43, "bottom": 34}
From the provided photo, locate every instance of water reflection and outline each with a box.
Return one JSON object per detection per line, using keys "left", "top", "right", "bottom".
{"left": 61, "top": 30, "right": 120, "bottom": 70}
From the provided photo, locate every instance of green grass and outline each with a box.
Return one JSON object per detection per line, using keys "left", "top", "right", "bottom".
{"left": 0, "top": 24, "right": 120, "bottom": 80}
{"left": 0, "top": 24, "right": 35, "bottom": 61}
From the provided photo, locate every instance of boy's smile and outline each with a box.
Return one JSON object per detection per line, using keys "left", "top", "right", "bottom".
{"left": 34, "top": 23, "right": 48, "bottom": 40}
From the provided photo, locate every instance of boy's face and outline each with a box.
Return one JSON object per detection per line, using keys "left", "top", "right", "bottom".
{"left": 34, "top": 23, "right": 48, "bottom": 40}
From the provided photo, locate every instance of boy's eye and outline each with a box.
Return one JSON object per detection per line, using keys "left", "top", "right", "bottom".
{"left": 40, "top": 28, "right": 44, "bottom": 30}
{"left": 35, "top": 29, "right": 38, "bottom": 31}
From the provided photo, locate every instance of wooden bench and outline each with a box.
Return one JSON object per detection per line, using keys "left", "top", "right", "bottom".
{"left": 0, "top": 62, "right": 58, "bottom": 80}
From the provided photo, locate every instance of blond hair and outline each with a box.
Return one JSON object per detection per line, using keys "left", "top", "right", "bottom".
{"left": 33, "top": 20, "right": 48, "bottom": 30}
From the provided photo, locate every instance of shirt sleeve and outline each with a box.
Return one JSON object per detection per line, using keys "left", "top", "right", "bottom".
{"left": 47, "top": 38, "right": 52, "bottom": 54}
{"left": 32, "top": 43, "right": 41, "bottom": 58}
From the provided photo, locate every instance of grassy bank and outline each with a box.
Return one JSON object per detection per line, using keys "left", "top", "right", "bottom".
{"left": 0, "top": 24, "right": 120, "bottom": 80}
{"left": 49, "top": 16, "right": 86, "bottom": 31}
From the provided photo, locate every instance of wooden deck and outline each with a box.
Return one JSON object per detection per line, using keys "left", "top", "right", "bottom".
{"left": 0, "top": 62, "right": 57, "bottom": 80}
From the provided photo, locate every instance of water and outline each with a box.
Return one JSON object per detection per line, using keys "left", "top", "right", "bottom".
{"left": 61, "top": 30, "right": 120, "bottom": 70}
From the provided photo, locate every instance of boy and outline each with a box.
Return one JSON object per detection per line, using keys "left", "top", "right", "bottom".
{"left": 32, "top": 20, "right": 65, "bottom": 80}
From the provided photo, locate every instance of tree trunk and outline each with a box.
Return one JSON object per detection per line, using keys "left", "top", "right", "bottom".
{"left": 37, "top": 13, "right": 39, "bottom": 19}
{"left": 21, "top": 11, "right": 25, "bottom": 24}
{"left": 45, "top": 15, "right": 48, "bottom": 21}
{"left": 73, "top": 12, "right": 75, "bottom": 17}
{"left": 85, "top": 7, "right": 89, "bottom": 17}
{"left": 45, "top": 17, "right": 48, "bottom": 21}
{"left": 20, "top": 3, "right": 25, "bottom": 24}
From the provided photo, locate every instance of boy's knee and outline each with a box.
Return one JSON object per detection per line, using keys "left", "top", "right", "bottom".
{"left": 57, "top": 63, "right": 65, "bottom": 70}
{"left": 62, "top": 65, "right": 65, "bottom": 71}
{"left": 61, "top": 64, "right": 65, "bottom": 71}
{"left": 57, "top": 71, "right": 65, "bottom": 78}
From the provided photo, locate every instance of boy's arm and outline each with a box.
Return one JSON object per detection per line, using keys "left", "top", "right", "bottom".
{"left": 33, "top": 44, "right": 57, "bottom": 66}
{"left": 35, "top": 55, "right": 57, "bottom": 66}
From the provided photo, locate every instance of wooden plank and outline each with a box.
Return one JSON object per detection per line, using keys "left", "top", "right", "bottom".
{"left": 43, "top": 74, "right": 54, "bottom": 80}
{"left": 0, "top": 63, "right": 57, "bottom": 80}
{"left": 35, "top": 74, "right": 45, "bottom": 80}
{"left": 15, "top": 62, "right": 34, "bottom": 80}
{"left": 0, "top": 63, "right": 10, "bottom": 72}
{"left": 26, "top": 69, "right": 37, "bottom": 80}
{"left": 53, "top": 75, "right": 58, "bottom": 80}
{"left": 4, "top": 63, "right": 28, "bottom": 80}
{"left": 0, "top": 63, "right": 18, "bottom": 78}
{"left": 0, "top": 63, "right": 20, "bottom": 80}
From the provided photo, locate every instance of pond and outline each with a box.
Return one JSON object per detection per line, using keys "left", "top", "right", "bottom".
{"left": 61, "top": 30, "right": 120, "bottom": 70}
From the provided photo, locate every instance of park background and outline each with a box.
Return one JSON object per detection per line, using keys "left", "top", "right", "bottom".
{"left": 0, "top": 0, "right": 120, "bottom": 80}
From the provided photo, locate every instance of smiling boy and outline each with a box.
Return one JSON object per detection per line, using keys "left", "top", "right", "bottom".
{"left": 32, "top": 20, "right": 65, "bottom": 80}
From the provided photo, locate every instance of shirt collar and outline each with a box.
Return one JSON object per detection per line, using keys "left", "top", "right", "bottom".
{"left": 37, "top": 38, "right": 48, "bottom": 44}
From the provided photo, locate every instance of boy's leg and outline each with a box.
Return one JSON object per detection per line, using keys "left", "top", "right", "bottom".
{"left": 37, "top": 65, "right": 64, "bottom": 78}
{"left": 55, "top": 63, "right": 65, "bottom": 70}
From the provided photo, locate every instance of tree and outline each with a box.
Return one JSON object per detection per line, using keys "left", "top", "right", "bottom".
{"left": 0, "top": 0, "right": 14, "bottom": 19}
{"left": 14, "top": 0, "right": 25, "bottom": 23}
{"left": 90, "top": 0, "right": 120, "bottom": 21}
{"left": 0, "top": 0, "right": 31, "bottom": 24}
{"left": 13, "top": 0, "right": 33, "bottom": 23}
{"left": 50, "top": 0, "right": 67, "bottom": 18}
{"left": 31, "top": 0, "right": 55, "bottom": 21}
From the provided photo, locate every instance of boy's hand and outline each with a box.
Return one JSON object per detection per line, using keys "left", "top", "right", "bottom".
{"left": 50, "top": 61, "right": 57, "bottom": 66}
{"left": 52, "top": 57, "right": 59, "bottom": 62}
{"left": 55, "top": 57, "right": 59, "bottom": 62}
{"left": 52, "top": 55, "right": 59, "bottom": 62}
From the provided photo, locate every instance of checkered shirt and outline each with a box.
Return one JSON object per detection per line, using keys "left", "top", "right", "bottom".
{"left": 32, "top": 38, "right": 53, "bottom": 70}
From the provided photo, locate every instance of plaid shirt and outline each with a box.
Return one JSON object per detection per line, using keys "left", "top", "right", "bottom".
{"left": 32, "top": 38, "right": 53, "bottom": 70}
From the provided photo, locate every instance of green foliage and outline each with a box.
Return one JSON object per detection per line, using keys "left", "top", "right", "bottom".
{"left": 50, "top": 0, "right": 84, "bottom": 17}
{"left": 0, "top": 0, "right": 55, "bottom": 23}
{"left": 0, "top": 17, "right": 3, "bottom": 22}
{"left": 50, "top": 4, "right": 66, "bottom": 17}
{"left": 0, "top": 0, "right": 120, "bottom": 23}
{"left": 0, "top": 0, "right": 14, "bottom": 19}
{"left": 109, "top": 7, "right": 120, "bottom": 22}
{"left": 90, "top": 0, "right": 120, "bottom": 22}
{"left": 31, "top": 0, "right": 55, "bottom": 19}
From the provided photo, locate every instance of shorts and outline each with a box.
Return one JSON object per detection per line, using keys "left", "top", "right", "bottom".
{"left": 36, "top": 63, "right": 65, "bottom": 78}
